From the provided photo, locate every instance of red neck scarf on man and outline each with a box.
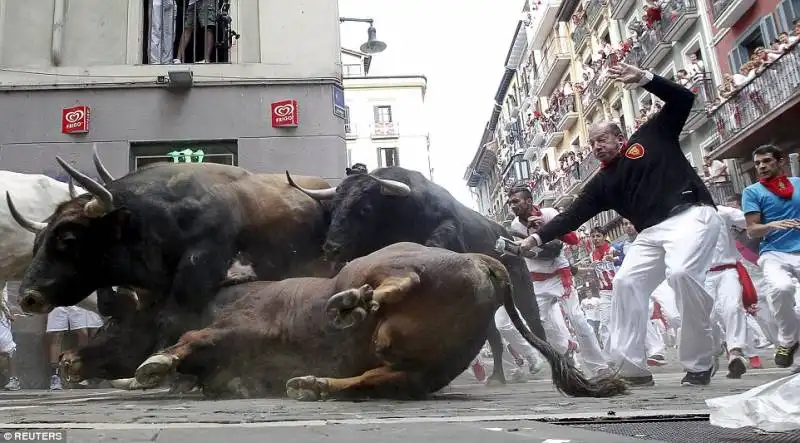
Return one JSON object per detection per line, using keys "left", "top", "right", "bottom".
{"left": 600, "top": 142, "right": 627, "bottom": 169}
{"left": 760, "top": 175, "right": 794, "bottom": 199}
{"left": 591, "top": 241, "right": 611, "bottom": 261}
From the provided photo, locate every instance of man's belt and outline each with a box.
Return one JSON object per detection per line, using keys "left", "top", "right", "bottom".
{"left": 667, "top": 201, "right": 713, "bottom": 218}
{"left": 530, "top": 268, "right": 574, "bottom": 300}
{"left": 709, "top": 263, "right": 737, "bottom": 272}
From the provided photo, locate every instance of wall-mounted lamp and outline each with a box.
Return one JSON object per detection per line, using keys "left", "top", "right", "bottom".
{"left": 167, "top": 69, "right": 194, "bottom": 88}
{"left": 339, "top": 17, "right": 387, "bottom": 54}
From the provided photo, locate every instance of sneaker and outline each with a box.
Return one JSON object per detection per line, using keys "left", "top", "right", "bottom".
{"left": 528, "top": 359, "right": 544, "bottom": 376}
{"left": 681, "top": 366, "right": 713, "bottom": 386}
{"left": 726, "top": 351, "right": 747, "bottom": 379}
{"left": 647, "top": 354, "right": 668, "bottom": 366}
{"left": 3, "top": 376, "right": 21, "bottom": 391}
{"left": 195, "top": 60, "right": 207, "bottom": 64}
{"left": 775, "top": 342, "right": 799, "bottom": 368}
{"left": 172, "top": 58, "right": 181, "bottom": 64}
{"left": 49, "top": 375, "right": 63, "bottom": 391}
{"left": 749, "top": 356, "right": 763, "bottom": 369}
{"left": 621, "top": 374, "right": 655, "bottom": 387}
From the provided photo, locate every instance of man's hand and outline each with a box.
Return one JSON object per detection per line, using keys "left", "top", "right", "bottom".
{"left": 527, "top": 215, "right": 545, "bottom": 230}
{"left": 767, "top": 219, "right": 800, "bottom": 231}
{"left": 607, "top": 62, "right": 645, "bottom": 84}
{"left": 518, "top": 234, "right": 542, "bottom": 252}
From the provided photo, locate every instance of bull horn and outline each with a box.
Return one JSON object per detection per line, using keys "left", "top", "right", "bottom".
{"left": 55, "top": 156, "right": 114, "bottom": 216}
{"left": 68, "top": 177, "right": 78, "bottom": 199}
{"left": 285, "top": 170, "right": 337, "bottom": 200}
{"left": 109, "top": 378, "right": 135, "bottom": 390}
{"left": 92, "top": 144, "right": 115, "bottom": 185}
{"left": 6, "top": 192, "right": 47, "bottom": 233}
{"left": 370, "top": 176, "right": 411, "bottom": 197}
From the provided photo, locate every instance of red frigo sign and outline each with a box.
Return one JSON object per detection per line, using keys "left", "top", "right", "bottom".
{"left": 271, "top": 99, "right": 299, "bottom": 127}
{"left": 61, "top": 105, "right": 91, "bottom": 134}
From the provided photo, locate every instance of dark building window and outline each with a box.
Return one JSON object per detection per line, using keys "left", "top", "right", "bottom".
{"left": 373, "top": 105, "right": 393, "bottom": 123}
{"left": 130, "top": 141, "right": 237, "bottom": 171}
{"left": 378, "top": 147, "right": 399, "bottom": 167}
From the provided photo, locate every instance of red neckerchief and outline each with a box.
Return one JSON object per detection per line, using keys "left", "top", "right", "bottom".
{"left": 600, "top": 142, "right": 627, "bottom": 169}
{"left": 591, "top": 241, "right": 611, "bottom": 261}
{"left": 759, "top": 175, "right": 794, "bottom": 199}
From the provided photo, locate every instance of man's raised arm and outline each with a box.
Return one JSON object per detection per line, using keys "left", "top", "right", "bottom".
{"left": 640, "top": 72, "right": 696, "bottom": 138}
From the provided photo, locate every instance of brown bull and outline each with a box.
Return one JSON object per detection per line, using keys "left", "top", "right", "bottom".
{"left": 122, "top": 242, "right": 627, "bottom": 400}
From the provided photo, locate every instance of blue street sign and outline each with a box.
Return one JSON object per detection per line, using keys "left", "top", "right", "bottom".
{"left": 333, "top": 85, "right": 346, "bottom": 119}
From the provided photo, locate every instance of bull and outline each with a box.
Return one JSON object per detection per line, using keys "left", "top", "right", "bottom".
{"left": 285, "top": 166, "right": 548, "bottom": 385}
{"left": 117, "top": 243, "right": 627, "bottom": 399}
{"left": 9, "top": 149, "right": 335, "bottom": 322}
{"left": 0, "top": 170, "right": 107, "bottom": 313}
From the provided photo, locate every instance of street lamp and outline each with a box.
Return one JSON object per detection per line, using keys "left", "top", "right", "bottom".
{"left": 339, "top": 17, "right": 387, "bottom": 54}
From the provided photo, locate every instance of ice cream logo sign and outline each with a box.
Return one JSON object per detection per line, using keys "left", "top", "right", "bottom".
{"left": 271, "top": 99, "right": 299, "bottom": 128}
{"left": 61, "top": 105, "right": 91, "bottom": 134}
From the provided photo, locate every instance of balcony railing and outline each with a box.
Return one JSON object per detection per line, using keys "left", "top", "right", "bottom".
{"left": 639, "top": 23, "right": 670, "bottom": 67}
{"left": 661, "top": 0, "right": 698, "bottom": 41}
{"left": 707, "top": 181, "right": 736, "bottom": 205}
{"left": 623, "top": 45, "right": 645, "bottom": 66}
{"left": 709, "top": 44, "right": 800, "bottom": 146}
{"left": 582, "top": 70, "right": 601, "bottom": 111}
{"left": 585, "top": 0, "right": 605, "bottom": 27}
{"left": 712, "top": 0, "right": 736, "bottom": 19}
{"left": 572, "top": 22, "right": 590, "bottom": 51}
{"left": 371, "top": 121, "right": 400, "bottom": 139}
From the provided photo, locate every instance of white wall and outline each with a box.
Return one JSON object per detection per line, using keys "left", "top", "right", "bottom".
{"left": 0, "top": 0, "right": 341, "bottom": 87}
{"left": 344, "top": 76, "right": 430, "bottom": 179}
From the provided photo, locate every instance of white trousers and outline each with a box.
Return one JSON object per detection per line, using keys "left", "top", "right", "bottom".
{"left": 646, "top": 300, "right": 666, "bottom": 357}
{"left": 46, "top": 306, "right": 104, "bottom": 332}
{"left": 597, "top": 290, "right": 612, "bottom": 347}
{"left": 534, "top": 276, "right": 608, "bottom": 374}
{"left": 149, "top": 0, "right": 177, "bottom": 64}
{"left": 494, "top": 306, "right": 541, "bottom": 367}
{"left": 650, "top": 280, "right": 682, "bottom": 328}
{"left": 706, "top": 267, "right": 749, "bottom": 351}
{"left": 758, "top": 251, "right": 800, "bottom": 347}
{"left": 608, "top": 205, "right": 721, "bottom": 376}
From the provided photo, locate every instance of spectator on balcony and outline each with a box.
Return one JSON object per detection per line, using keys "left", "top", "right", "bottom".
{"left": 676, "top": 69, "right": 690, "bottom": 87}
{"left": 643, "top": 2, "right": 662, "bottom": 30}
{"left": 583, "top": 63, "right": 596, "bottom": 82}
{"left": 703, "top": 156, "right": 728, "bottom": 185}
{"left": 686, "top": 53, "right": 705, "bottom": 81}
{"left": 516, "top": 61, "right": 721, "bottom": 387}
{"left": 149, "top": 0, "right": 177, "bottom": 64}
{"left": 175, "top": 0, "right": 219, "bottom": 64}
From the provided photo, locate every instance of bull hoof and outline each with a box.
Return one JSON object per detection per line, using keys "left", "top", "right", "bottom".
{"left": 286, "top": 375, "right": 330, "bottom": 401}
{"left": 135, "top": 354, "right": 177, "bottom": 389}
{"left": 168, "top": 378, "right": 198, "bottom": 394}
{"left": 58, "top": 351, "right": 83, "bottom": 383}
{"left": 326, "top": 285, "right": 377, "bottom": 329}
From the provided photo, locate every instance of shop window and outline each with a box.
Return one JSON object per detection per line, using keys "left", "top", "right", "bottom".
{"left": 130, "top": 141, "right": 238, "bottom": 171}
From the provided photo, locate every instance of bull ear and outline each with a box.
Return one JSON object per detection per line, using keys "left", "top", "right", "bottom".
{"left": 98, "top": 208, "right": 132, "bottom": 241}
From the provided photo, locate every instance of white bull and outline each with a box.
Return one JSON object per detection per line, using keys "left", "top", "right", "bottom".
{"left": 0, "top": 170, "right": 99, "bottom": 313}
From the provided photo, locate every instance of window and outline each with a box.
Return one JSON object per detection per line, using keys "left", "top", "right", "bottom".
{"left": 778, "top": 0, "right": 800, "bottom": 31}
{"left": 343, "top": 64, "right": 364, "bottom": 76}
{"left": 344, "top": 106, "right": 352, "bottom": 132}
{"left": 130, "top": 141, "right": 237, "bottom": 171}
{"left": 377, "top": 147, "right": 399, "bottom": 167}
{"left": 728, "top": 16, "right": 778, "bottom": 72}
{"left": 373, "top": 106, "right": 393, "bottom": 123}
{"left": 514, "top": 160, "right": 531, "bottom": 180}
{"left": 142, "top": 0, "right": 237, "bottom": 65}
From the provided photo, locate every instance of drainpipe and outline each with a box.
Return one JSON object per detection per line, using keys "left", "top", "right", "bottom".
{"left": 790, "top": 153, "right": 799, "bottom": 177}
{"left": 51, "top": 0, "right": 66, "bottom": 66}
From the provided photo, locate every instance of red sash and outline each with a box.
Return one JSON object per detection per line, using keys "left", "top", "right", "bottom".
{"left": 530, "top": 267, "right": 574, "bottom": 299}
{"left": 709, "top": 262, "right": 758, "bottom": 309}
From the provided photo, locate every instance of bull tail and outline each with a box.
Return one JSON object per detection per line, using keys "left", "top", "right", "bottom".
{"left": 474, "top": 254, "right": 628, "bottom": 398}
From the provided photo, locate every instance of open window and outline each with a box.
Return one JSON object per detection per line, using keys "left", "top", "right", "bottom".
{"left": 377, "top": 147, "right": 399, "bottom": 168}
{"left": 130, "top": 141, "right": 238, "bottom": 171}
{"left": 142, "top": 0, "right": 238, "bottom": 64}
{"left": 728, "top": 16, "right": 779, "bottom": 72}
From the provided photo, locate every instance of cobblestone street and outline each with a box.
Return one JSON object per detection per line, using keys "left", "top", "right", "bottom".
{"left": 1, "top": 348, "right": 797, "bottom": 442}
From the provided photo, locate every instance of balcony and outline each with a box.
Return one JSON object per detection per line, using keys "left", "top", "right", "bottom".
{"left": 371, "top": 121, "right": 400, "bottom": 139}
{"left": 683, "top": 73, "right": 716, "bottom": 133}
{"left": 533, "top": 37, "right": 573, "bottom": 97}
{"left": 345, "top": 123, "right": 357, "bottom": 140}
{"left": 623, "top": 45, "right": 645, "bottom": 66}
{"left": 707, "top": 44, "right": 800, "bottom": 160}
{"left": 585, "top": 0, "right": 606, "bottom": 29}
{"left": 582, "top": 70, "right": 602, "bottom": 116}
{"left": 548, "top": 152, "right": 602, "bottom": 207}
{"left": 638, "top": 24, "right": 672, "bottom": 70}
{"left": 555, "top": 95, "right": 580, "bottom": 131}
{"left": 572, "top": 21, "right": 590, "bottom": 54}
{"left": 707, "top": 181, "right": 736, "bottom": 206}
{"left": 609, "top": 0, "right": 636, "bottom": 19}
{"left": 661, "top": 0, "right": 699, "bottom": 42}
{"left": 712, "top": 0, "right": 757, "bottom": 29}
{"left": 530, "top": 0, "right": 565, "bottom": 48}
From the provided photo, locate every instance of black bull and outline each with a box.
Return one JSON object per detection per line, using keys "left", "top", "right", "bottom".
{"left": 11, "top": 154, "right": 336, "bottom": 323}
{"left": 286, "top": 166, "right": 549, "bottom": 384}
{"left": 96, "top": 243, "right": 627, "bottom": 399}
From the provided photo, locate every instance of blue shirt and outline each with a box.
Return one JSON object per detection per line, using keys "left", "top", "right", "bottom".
{"left": 741, "top": 177, "right": 800, "bottom": 254}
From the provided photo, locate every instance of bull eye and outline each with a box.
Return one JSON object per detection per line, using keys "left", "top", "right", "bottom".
{"left": 359, "top": 205, "right": 373, "bottom": 217}
{"left": 55, "top": 231, "right": 77, "bottom": 252}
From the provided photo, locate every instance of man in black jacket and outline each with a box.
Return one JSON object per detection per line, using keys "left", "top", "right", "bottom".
{"left": 517, "top": 62, "right": 722, "bottom": 387}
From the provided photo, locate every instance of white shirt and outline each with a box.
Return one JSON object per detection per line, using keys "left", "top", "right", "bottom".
{"left": 581, "top": 297, "right": 600, "bottom": 321}
{"left": 511, "top": 208, "right": 570, "bottom": 273}
{"left": 709, "top": 159, "right": 727, "bottom": 183}
{"left": 710, "top": 205, "right": 747, "bottom": 267}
